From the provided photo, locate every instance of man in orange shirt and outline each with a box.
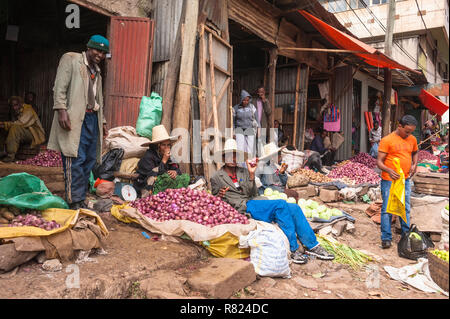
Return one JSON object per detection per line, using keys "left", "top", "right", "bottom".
{"left": 377, "top": 115, "right": 419, "bottom": 249}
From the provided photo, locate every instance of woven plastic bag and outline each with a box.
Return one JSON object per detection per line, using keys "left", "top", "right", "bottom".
{"left": 0, "top": 173, "right": 68, "bottom": 210}
{"left": 387, "top": 158, "right": 407, "bottom": 223}
{"left": 136, "top": 93, "right": 163, "bottom": 139}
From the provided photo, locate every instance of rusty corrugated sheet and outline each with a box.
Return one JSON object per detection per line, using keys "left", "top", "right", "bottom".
{"left": 333, "top": 65, "right": 353, "bottom": 161}
{"left": 152, "top": 0, "right": 183, "bottom": 63}
{"left": 105, "top": 17, "right": 155, "bottom": 128}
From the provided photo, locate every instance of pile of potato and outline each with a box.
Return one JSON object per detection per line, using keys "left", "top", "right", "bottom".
{"left": 0, "top": 206, "right": 19, "bottom": 225}
{"left": 291, "top": 168, "right": 333, "bottom": 184}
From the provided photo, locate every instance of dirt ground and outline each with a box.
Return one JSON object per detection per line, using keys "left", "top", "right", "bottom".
{"left": 0, "top": 201, "right": 448, "bottom": 299}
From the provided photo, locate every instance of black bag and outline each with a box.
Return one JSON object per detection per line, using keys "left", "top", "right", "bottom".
{"left": 92, "top": 148, "right": 125, "bottom": 181}
{"left": 397, "top": 224, "right": 435, "bottom": 260}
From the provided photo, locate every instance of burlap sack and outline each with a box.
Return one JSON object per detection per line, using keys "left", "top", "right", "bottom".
{"left": 287, "top": 174, "right": 310, "bottom": 189}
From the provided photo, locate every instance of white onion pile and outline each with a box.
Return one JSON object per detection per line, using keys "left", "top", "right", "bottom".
{"left": 130, "top": 188, "right": 249, "bottom": 227}
{"left": 328, "top": 162, "right": 381, "bottom": 184}
{"left": 9, "top": 212, "right": 61, "bottom": 230}
{"left": 16, "top": 150, "right": 62, "bottom": 167}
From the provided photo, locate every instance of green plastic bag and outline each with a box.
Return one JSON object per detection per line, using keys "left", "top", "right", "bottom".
{"left": 153, "top": 173, "right": 191, "bottom": 195}
{"left": 0, "top": 173, "right": 68, "bottom": 210}
{"left": 136, "top": 92, "right": 163, "bottom": 139}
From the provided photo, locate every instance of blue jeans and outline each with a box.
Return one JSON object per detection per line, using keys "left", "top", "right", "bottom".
{"left": 246, "top": 200, "right": 319, "bottom": 252}
{"left": 62, "top": 112, "right": 99, "bottom": 204}
{"left": 380, "top": 179, "right": 411, "bottom": 241}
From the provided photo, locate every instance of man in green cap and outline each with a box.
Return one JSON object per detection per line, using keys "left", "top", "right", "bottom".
{"left": 48, "top": 35, "right": 110, "bottom": 210}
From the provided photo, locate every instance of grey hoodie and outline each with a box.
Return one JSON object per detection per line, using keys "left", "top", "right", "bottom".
{"left": 233, "top": 90, "right": 258, "bottom": 131}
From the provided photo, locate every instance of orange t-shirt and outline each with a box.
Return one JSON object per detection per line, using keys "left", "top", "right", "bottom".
{"left": 378, "top": 132, "right": 418, "bottom": 181}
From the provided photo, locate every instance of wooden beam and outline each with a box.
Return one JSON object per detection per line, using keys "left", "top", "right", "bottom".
{"left": 293, "top": 64, "right": 301, "bottom": 146}
{"left": 206, "top": 77, "right": 231, "bottom": 127}
{"left": 300, "top": 66, "right": 310, "bottom": 151}
{"left": 209, "top": 32, "right": 221, "bottom": 169}
{"left": 172, "top": 0, "right": 199, "bottom": 174}
{"left": 279, "top": 47, "right": 366, "bottom": 54}
{"left": 268, "top": 48, "right": 278, "bottom": 139}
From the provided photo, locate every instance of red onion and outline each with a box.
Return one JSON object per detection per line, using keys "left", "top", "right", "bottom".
{"left": 10, "top": 212, "right": 61, "bottom": 230}
{"left": 16, "top": 150, "right": 63, "bottom": 167}
{"left": 130, "top": 188, "right": 249, "bottom": 227}
{"left": 328, "top": 162, "right": 381, "bottom": 184}
{"left": 418, "top": 150, "right": 439, "bottom": 163}
{"left": 349, "top": 152, "right": 377, "bottom": 169}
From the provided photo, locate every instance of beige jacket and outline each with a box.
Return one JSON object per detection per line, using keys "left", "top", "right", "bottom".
{"left": 48, "top": 52, "right": 106, "bottom": 162}
{"left": 2, "top": 104, "right": 45, "bottom": 147}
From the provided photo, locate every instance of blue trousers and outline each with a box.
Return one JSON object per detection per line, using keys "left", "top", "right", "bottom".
{"left": 380, "top": 179, "right": 411, "bottom": 241}
{"left": 62, "top": 113, "right": 99, "bottom": 204}
{"left": 246, "top": 200, "right": 319, "bottom": 252}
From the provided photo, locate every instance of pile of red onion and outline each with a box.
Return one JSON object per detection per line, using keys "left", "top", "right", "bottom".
{"left": 350, "top": 152, "right": 377, "bottom": 169}
{"left": 9, "top": 212, "right": 61, "bottom": 230}
{"left": 16, "top": 150, "right": 62, "bottom": 167}
{"left": 130, "top": 188, "right": 249, "bottom": 227}
{"left": 328, "top": 162, "right": 381, "bottom": 184}
{"left": 418, "top": 150, "right": 438, "bottom": 163}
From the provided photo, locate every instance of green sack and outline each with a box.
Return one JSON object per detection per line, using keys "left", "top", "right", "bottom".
{"left": 153, "top": 173, "right": 191, "bottom": 195}
{"left": 89, "top": 171, "right": 97, "bottom": 194}
{"left": 136, "top": 92, "right": 163, "bottom": 139}
{"left": 0, "top": 173, "right": 68, "bottom": 210}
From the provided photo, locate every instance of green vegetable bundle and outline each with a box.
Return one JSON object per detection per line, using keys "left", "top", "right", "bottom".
{"left": 317, "top": 235, "right": 372, "bottom": 270}
{"left": 153, "top": 173, "right": 191, "bottom": 195}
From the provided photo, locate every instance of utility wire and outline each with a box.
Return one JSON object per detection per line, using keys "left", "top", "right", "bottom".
{"left": 343, "top": 0, "right": 375, "bottom": 38}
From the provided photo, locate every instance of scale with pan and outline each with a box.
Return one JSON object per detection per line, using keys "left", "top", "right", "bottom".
{"left": 114, "top": 183, "right": 137, "bottom": 201}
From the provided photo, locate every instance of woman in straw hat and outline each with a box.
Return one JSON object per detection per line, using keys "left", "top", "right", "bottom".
{"left": 133, "top": 125, "right": 182, "bottom": 196}
{"left": 211, "top": 139, "right": 334, "bottom": 264}
{"left": 255, "top": 142, "right": 298, "bottom": 201}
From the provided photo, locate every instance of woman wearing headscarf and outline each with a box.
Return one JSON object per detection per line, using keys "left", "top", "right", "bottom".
{"left": 233, "top": 90, "right": 258, "bottom": 158}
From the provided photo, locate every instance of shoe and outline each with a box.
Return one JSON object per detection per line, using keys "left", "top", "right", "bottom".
{"left": 306, "top": 245, "right": 335, "bottom": 260}
{"left": 381, "top": 240, "right": 392, "bottom": 249}
{"left": 69, "top": 201, "right": 86, "bottom": 210}
{"left": 291, "top": 250, "right": 308, "bottom": 264}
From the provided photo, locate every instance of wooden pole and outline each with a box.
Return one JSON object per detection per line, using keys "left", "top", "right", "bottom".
{"left": 172, "top": 0, "right": 199, "bottom": 174}
{"left": 292, "top": 64, "right": 301, "bottom": 146}
{"left": 209, "top": 32, "right": 221, "bottom": 169}
{"left": 268, "top": 48, "right": 278, "bottom": 141}
{"left": 300, "top": 66, "right": 310, "bottom": 151}
{"left": 382, "top": 0, "right": 396, "bottom": 137}
{"left": 197, "top": 25, "right": 210, "bottom": 185}
{"left": 161, "top": 1, "right": 187, "bottom": 131}
{"left": 279, "top": 47, "right": 366, "bottom": 54}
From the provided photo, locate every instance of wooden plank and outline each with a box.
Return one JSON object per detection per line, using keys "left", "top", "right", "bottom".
{"left": 268, "top": 47, "right": 278, "bottom": 138}
{"left": 292, "top": 64, "right": 301, "bottom": 146}
{"left": 0, "top": 163, "right": 63, "bottom": 176}
{"left": 206, "top": 59, "right": 232, "bottom": 76}
{"left": 228, "top": 41, "right": 233, "bottom": 138}
{"left": 415, "top": 172, "right": 449, "bottom": 179}
{"left": 279, "top": 48, "right": 366, "bottom": 54}
{"left": 207, "top": 77, "right": 231, "bottom": 127}
{"left": 204, "top": 25, "right": 232, "bottom": 49}
{"left": 300, "top": 65, "right": 310, "bottom": 151}
{"left": 413, "top": 176, "right": 449, "bottom": 186}
{"left": 414, "top": 187, "right": 449, "bottom": 197}
{"left": 209, "top": 32, "right": 221, "bottom": 170}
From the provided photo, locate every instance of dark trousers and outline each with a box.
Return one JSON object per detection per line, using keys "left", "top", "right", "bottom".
{"left": 62, "top": 112, "right": 98, "bottom": 204}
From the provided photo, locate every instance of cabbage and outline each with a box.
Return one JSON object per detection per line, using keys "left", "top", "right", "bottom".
{"left": 311, "top": 210, "right": 319, "bottom": 218}
{"left": 317, "top": 205, "right": 327, "bottom": 213}
{"left": 279, "top": 193, "right": 288, "bottom": 200}
{"left": 303, "top": 209, "right": 312, "bottom": 218}
{"left": 264, "top": 188, "right": 274, "bottom": 197}
{"left": 298, "top": 198, "right": 306, "bottom": 206}
{"left": 319, "top": 212, "right": 332, "bottom": 220}
{"left": 287, "top": 197, "right": 297, "bottom": 204}
{"left": 309, "top": 201, "right": 319, "bottom": 210}
{"left": 267, "top": 195, "right": 279, "bottom": 200}
{"left": 273, "top": 190, "right": 280, "bottom": 196}
{"left": 331, "top": 208, "right": 343, "bottom": 216}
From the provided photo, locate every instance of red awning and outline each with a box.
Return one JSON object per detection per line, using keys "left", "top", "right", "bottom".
{"left": 298, "top": 10, "right": 417, "bottom": 72}
{"left": 419, "top": 89, "right": 449, "bottom": 117}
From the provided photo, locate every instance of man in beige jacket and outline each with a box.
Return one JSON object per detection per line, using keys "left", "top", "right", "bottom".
{"left": 0, "top": 96, "right": 45, "bottom": 162}
{"left": 48, "top": 35, "right": 109, "bottom": 209}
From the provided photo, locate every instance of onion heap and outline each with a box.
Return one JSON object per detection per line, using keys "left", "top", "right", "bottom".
{"left": 349, "top": 152, "right": 377, "bottom": 169}
{"left": 130, "top": 188, "right": 249, "bottom": 227}
{"left": 418, "top": 150, "right": 439, "bottom": 163}
{"left": 9, "top": 212, "right": 61, "bottom": 231}
{"left": 16, "top": 150, "right": 63, "bottom": 167}
{"left": 328, "top": 162, "right": 381, "bottom": 184}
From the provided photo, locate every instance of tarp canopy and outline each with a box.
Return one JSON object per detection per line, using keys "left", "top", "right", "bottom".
{"left": 298, "top": 10, "right": 418, "bottom": 73}
{"left": 419, "top": 89, "right": 449, "bottom": 118}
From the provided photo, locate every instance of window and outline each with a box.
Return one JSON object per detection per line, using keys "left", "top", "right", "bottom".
{"left": 350, "top": 0, "right": 359, "bottom": 8}
{"left": 358, "top": 0, "right": 369, "bottom": 8}
{"left": 328, "top": 0, "right": 347, "bottom": 12}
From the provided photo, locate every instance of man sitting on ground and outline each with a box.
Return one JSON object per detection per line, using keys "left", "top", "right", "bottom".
{"left": 0, "top": 96, "right": 45, "bottom": 162}
{"left": 210, "top": 139, "right": 334, "bottom": 264}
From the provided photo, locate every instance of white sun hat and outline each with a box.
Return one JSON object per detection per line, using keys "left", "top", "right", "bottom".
{"left": 140, "top": 125, "right": 180, "bottom": 147}
{"left": 258, "top": 142, "right": 286, "bottom": 162}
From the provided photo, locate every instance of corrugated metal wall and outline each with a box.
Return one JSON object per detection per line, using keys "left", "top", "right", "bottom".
{"left": 105, "top": 17, "right": 155, "bottom": 128}
{"left": 275, "top": 66, "right": 297, "bottom": 146}
{"left": 333, "top": 65, "right": 353, "bottom": 161}
{"left": 151, "top": 0, "right": 183, "bottom": 63}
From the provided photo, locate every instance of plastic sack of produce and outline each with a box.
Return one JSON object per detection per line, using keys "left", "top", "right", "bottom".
{"left": 105, "top": 126, "right": 149, "bottom": 159}
{"left": 386, "top": 158, "right": 407, "bottom": 223}
{"left": 92, "top": 148, "right": 124, "bottom": 181}
{"left": 239, "top": 221, "right": 291, "bottom": 278}
{"left": 397, "top": 224, "right": 434, "bottom": 260}
{"left": 0, "top": 173, "right": 68, "bottom": 210}
{"left": 136, "top": 93, "right": 163, "bottom": 139}
{"left": 281, "top": 148, "right": 305, "bottom": 173}
{"left": 201, "top": 232, "right": 250, "bottom": 259}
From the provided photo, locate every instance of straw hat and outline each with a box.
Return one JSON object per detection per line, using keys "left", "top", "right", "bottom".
{"left": 258, "top": 142, "right": 285, "bottom": 162}
{"left": 213, "top": 138, "right": 247, "bottom": 161}
{"left": 140, "top": 125, "right": 180, "bottom": 147}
